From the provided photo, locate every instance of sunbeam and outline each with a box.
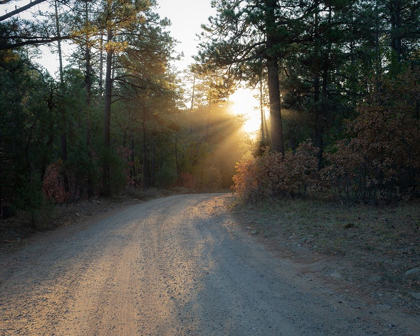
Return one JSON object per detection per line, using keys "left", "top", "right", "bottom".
{"left": 229, "top": 88, "right": 263, "bottom": 137}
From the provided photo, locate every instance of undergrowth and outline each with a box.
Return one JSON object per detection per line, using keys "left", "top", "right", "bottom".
{"left": 232, "top": 198, "right": 420, "bottom": 292}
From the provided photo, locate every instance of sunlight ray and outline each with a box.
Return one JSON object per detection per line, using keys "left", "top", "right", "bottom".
{"left": 229, "top": 88, "right": 266, "bottom": 137}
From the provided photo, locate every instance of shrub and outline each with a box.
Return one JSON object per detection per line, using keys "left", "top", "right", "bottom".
{"left": 180, "top": 172, "right": 195, "bottom": 189}
{"left": 18, "top": 172, "right": 54, "bottom": 229}
{"left": 42, "top": 161, "right": 69, "bottom": 204}
{"left": 193, "top": 165, "right": 222, "bottom": 191}
{"left": 99, "top": 147, "right": 132, "bottom": 196}
{"left": 154, "top": 163, "right": 178, "bottom": 187}
{"left": 232, "top": 140, "right": 319, "bottom": 203}
{"left": 124, "top": 187, "right": 162, "bottom": 200}
{"left": 117, "top": 146, "right": 135, "bottom": 188}
{"left": 323, "top": 69, "right": 420, "bottom": 203}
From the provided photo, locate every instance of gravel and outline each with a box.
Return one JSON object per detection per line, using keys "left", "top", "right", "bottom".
{"left": 1, "top": 194, "right": 419, "bottom": 335}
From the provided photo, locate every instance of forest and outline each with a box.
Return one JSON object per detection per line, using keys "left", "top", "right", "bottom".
{"left": 0, "top": 0, "right": 419, "bottom": 225}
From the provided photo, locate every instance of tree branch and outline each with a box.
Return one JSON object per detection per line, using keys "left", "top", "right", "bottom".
{"left": 0, "top": 0, "right": 47, "bottom": 22}
{"left": 114, "top": 76, "right": 148, "bottom": 90}
{"left": 0, "top": 35, "right": 71, "bottom": 50}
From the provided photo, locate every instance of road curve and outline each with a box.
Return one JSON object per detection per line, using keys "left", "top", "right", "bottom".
{"left": 0, "top": 194, "right": 416, "bottom": 335}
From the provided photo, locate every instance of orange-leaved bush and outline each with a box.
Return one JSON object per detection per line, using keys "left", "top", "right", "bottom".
{"left": 233, "top": 68, "right": 420, "bottom": 204}
{"left": 42, "top": 161, "right": 70, "bottom": 204}
{"left": 232, "top": 140, "right": 319, "bottom": 203}
{"left": 323, "top": 69, "right": 420, "bottom": 203}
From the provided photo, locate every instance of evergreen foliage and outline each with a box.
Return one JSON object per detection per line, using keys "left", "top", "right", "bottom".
{"left": 0, "top": 0, "right": 419, "bottom": 222}
{"left": 0, "top": 0, "right": 246, "bottom": 220}
{"left": 198, "top": 0, "right": 420, "bottom": 204}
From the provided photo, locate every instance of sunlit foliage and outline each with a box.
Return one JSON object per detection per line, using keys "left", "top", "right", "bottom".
{"left": 233, "top": 141, "right": 320, "bottom": 203}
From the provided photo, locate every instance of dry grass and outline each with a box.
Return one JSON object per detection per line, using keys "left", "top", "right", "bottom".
{"left": 231, "top": 198, "right": 420, "bottom": 302}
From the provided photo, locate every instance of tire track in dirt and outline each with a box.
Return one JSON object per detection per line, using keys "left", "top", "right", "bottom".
{"left": 1, "top": 194, "right": 419, "bottom": 335}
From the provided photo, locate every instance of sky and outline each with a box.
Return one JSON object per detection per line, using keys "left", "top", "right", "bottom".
{"left": 1, "top": 0, "right": 262, "bottom": 135}
{"left": 1, "top": 0, "right": 216, "bottom": 73}
{"left": 155, "top": 0, "right": 263, "bottom": 135}
{"left": 155, "top": 0, "right": 216, "bottom": 71}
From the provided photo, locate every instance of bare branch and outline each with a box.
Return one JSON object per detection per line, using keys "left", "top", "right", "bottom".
{"left": 0, "top": 0, "right": 47, "bottom": 22}
{"left": 0, "top": 35, "right": 71, "bottom": 50}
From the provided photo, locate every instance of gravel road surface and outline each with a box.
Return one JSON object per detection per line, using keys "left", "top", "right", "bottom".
{"left": 1, "top": 194, "right": 419, "bottom": 335}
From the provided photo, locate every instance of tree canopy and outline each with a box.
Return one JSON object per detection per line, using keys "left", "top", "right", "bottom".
{"left": 198, "top": 0, "right": 420, "bottom": 203}
{"left": 0, "top": 0, "right": 419, "bottom": 225}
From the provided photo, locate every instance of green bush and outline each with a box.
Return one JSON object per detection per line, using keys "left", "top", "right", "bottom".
{"left": 16, "top": 173, "right": 55, "bottom": 229}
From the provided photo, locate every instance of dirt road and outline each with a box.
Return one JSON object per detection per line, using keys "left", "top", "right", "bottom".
{"left": 1, "top": 194, "right": 419, "bottom": 335}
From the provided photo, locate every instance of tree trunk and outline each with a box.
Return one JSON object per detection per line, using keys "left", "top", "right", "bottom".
{"left": 55, "top": 0, "right": 69, "bottom": 192}
{"left": 259, "top": 71, "right": 266, "bottom": 143}
{"left": 151, "top": 144, "right": 156, "bottom": 187}
{"left": 389, "top": 0, "right": 402, "bottom": 74}
{"left": 317, "top": 5, "right": 333, "bottom": 171}
{"left": 265, "top": 0, "right": 284, "bottom": 155}
{"left": 84, "top": 1, "right": 94, "bottom": 199}
{"left": 314, "top": 74, "right": 323, "bottom": 169}
{"left": 142, "top": 106, "right": 150, "bottom": 190}
{"left": 174, "top": 134, "right": 181, "bottom": 186}
{"left": 313, "top": 2, "right": 325, "bottom": 170}
{"left": 0, "top": 160, "right": 2, "bottom": 217}
{"left": 190, "top": 73, "right": 196, "bottom": 111}
{"left": 99, "top": 33, "right": 104, "bottom": 95}
{"left": 41, "top": 87, "right": 55, "bottom": 179}
{"left": 374, "top": 0, "right": 382, "bottom": 77}
{"left": 54, "top": 1, "right": 64, "bottom": 86}
{"left": 130, "top": 135, "right": 136, "bottom": 181}
{"left": 102, "top": 28, "right": 114, "bottom": 197}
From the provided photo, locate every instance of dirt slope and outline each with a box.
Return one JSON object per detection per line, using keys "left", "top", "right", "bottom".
{"left": 1, "top": 194, "right": 419, "bottom": 335}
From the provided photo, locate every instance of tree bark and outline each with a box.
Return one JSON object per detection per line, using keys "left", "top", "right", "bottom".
{"left": 190, "top": 73, "right": 196, "bottom": 111}
{"left": 142, "top": 105, "right": 150, "bottom": 190}
{"left": 41, "top": 87, "right": 55, "bottom": 179}
{"left": 374, "top": 0, "right": 382, "bottom": 77}
{"left": 259, "top": 71, "right": 265, "bottom": 143}
{"left": 130, "top": 135, "right": 136, "bottom": 181}
{"left": 54, "top": 1, "right": 64, "bottom": 85}
{"left": 99, "top": 33, "right": 104, "bottom": 94}
{"left": 313, "top": 1, "right": 325, "bottom": 171}
{"left": 151, "top": 144, "right": 156, "bottom": 187}
{"left": 84, "top": 2, "right": 94, "bottom": 198}
{"left": 314, "top": 74, "right": 323, "bottom": 169}
{"left": 55, "top": 0, "right": 69, "bottom": 193}
{"left": 0, "top": 0, "right": 46, "bottom": 21}
{"left": 389, "top": 0, "right": 402, "bottom": 74}
{"left": 174, "top": 134, "right": 181, "bottom": 186}
{"left": 102, "top": 28, "right": 114, "bottom": 197}
{"left": 265, "top": 0, "right": 284, "bottom": 155}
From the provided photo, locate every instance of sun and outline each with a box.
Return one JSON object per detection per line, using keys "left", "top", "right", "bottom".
{"left": 229, "top": 88, "right": 263, "bottom": 136}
